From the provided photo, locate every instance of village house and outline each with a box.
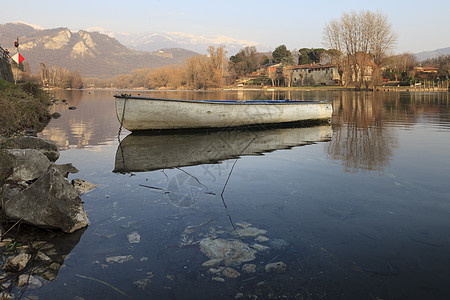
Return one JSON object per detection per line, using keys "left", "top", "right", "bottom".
{"left": 412, "top": 66, "right": 439, "bottom": 79}
{"left": 289, "top": 64, "right": 340, "bottom": 86}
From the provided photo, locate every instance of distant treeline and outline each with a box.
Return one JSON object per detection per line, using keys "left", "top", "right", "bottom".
{"left": 87, "top": 46, "right": 228, "bottom": 90}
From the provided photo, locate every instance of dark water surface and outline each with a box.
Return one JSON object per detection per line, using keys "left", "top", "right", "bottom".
{"left": 27, "top": 89, "right": 450, "bottom": 299}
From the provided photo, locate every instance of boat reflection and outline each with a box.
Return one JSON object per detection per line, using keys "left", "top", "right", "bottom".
{"left": 113, "top": 125, "right": 332, "bottom": 173}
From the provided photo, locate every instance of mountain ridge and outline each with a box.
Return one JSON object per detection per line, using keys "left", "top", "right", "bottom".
{"left": 415, "top": 47, "right": 450, "bottom": 62}
{"left": 0, "top": 22, "right": 198, "bottom": 78}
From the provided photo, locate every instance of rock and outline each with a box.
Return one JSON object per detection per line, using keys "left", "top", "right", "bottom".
{"left": 36, "top": 251, "right": 51, "bottom": 261}
{"left": 212, "top": 277, "right": 225, "bottom": 282}
{"left": 208, "top": 266, "right": 240, "bottom": 278}
{"left": 242, "top": 264, "right": 256, "bottom": 273}
{"left": 0, "top": 182, "right": 27, "bottom": 203}
{"left": 202, "top": 259, "right": 222, "bottom": 267}
{"left": 222, "top": 267, "right": 241, "bottom": 278}
{"left": 4, "top": 168, "right": 89, "bottom": 233}
{"left": 17, "top": 274, "right": 42, "bottom": 289}
{"left": 0, "top": 292, "right": 15, "bottom": 300}
{"left": 51, "top": 163, "right": 79, "bottom": 178}
{"left": 106, "top": 255, "right": 133, "bottom": 264}
{"left": 268, "top": 238, "right": 289, "bottom": 250}
{"left": 255, "top": 236, "right": 269, "bottom": 242}
{"left": 133, "top": 278, "right": 151, "bottom": 290}
{"left": 236, "top": 227, "right": 267, "bottom": 237}
{"left": 0, "top": 150, "right": 14, "bottom": 180}
{"left": 71, "top": 178, "right": 98, "bottom": 195}
{"left": 127, "top": 232, "right": 141, "bottom": 244}
{"left": 200, "top": 237, "right": 256, "bottom": 267}
{"left": 51, "top": 112, "right": 62, "bottom": 119}
{"left": 5, "top": 149, "right": 51, "bottom": 182}
{"left": 2, "top": 253, "right": 31, "bottom": 272}
{"left": 252, "top": 243, "right": 269, "bottom": 251}
{"left": 265, "top": 261, "right": 287, "bottom": 273}
{"left": 3, "top": 136, "right": 60, "bottom": 162}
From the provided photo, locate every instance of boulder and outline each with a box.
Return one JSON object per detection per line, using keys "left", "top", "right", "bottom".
{"left": 1, "top": 136, "right": 59, "bottom": 162}
{"left": 4, "top": 167, "right": 89, "bottom": 233}
{"left": 4, "top": 149, "right": 51, "bottom": 182}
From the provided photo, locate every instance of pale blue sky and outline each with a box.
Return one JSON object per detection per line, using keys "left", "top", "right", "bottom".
{"left": 1, "top": 0, "right": 449, "bottom": 53}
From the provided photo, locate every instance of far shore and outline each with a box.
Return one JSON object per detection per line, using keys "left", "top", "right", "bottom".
{"left": 57, "top": 85, "right": 450, "bottom": 93}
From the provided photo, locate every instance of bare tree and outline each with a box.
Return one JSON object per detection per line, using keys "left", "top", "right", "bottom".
{"left": 323, "top": 10, "right": 397, "bottom": 87}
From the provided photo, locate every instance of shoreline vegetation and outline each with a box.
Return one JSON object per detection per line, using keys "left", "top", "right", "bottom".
{"left": 0, "top": 79, "right": 51, "bottom": 136}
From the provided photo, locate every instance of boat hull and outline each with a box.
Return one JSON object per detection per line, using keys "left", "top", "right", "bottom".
{"left": 114, "top": 96, "right": 332, "bottom": 131}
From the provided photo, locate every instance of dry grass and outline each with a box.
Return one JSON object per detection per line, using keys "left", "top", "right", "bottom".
{"left": 0, "top": 80, "right": 51, "bottom": 136}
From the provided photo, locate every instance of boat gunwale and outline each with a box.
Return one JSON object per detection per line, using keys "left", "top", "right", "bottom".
{"left": 114, "top": 95, "right": 332, "bottom": 105}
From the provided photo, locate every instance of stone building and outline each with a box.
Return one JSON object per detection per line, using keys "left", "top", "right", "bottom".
{"left": 289, "top": 64, "right": 340, "bottom": 86}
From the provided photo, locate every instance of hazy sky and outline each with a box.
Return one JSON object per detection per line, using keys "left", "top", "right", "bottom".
{"left": 1, "top": 0, "right": 449, "bottom": 53}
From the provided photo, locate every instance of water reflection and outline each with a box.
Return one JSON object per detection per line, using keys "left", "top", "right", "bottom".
{"left": 40, "top": 90, "right": 121, "bottom": 150}
{"left": 326, "top": 91, "right": 450, "bottom": 172}
{"left": 114, "top": 125, "right": 332, "bottom": 173}
{"left": 326, "top": 92, "right": 397, "bottom": 172}
{"left": 29, "top": 90, "right": 450, "bottom": 299}
{"left": 1, "top": 226, "right": 86, "bottom": 290}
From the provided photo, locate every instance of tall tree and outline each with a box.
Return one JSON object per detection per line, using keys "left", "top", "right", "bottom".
{"left": 298, "top": 48, "right": 312, "bottom": 65}
{"left": 229, "top": 46, "right": 260, "bottom": 78}
{"left": 323, "top": 10, "right": 397, "bottom": 87}
{"left": 272, "top": 45, "right": 293, "bottom": 65}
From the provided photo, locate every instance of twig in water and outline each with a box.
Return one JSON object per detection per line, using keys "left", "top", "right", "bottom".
{"left": 76, "top": 274, "right": 134, "bottom": 299}
{"left": 139, "top": 184, "right": 165, "bottom": 191}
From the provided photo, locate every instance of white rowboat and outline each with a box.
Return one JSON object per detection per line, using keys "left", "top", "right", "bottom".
{"left": 114, "top": 95, "right": 332, "bottom": 131}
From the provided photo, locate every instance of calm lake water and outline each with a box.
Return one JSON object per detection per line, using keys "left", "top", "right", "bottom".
{"left": 26, "top": 89, "right": 450, "bottom": 299}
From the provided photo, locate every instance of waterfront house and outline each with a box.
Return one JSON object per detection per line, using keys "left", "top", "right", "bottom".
{"left": 289, "top": 64, "right": 340, "bottom": 86}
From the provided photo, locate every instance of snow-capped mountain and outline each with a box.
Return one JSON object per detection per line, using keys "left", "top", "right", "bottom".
{"left": 84, "top": 27, "right": 268, "bottom": 55}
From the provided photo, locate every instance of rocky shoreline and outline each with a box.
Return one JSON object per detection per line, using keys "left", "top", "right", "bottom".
{"left": 0, "top": 135, "right": 96, "bottom": 295}
{"left": 1, "top": 135, "right": 96, "bottom": 233}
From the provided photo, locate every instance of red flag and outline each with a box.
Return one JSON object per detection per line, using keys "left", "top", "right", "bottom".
{"left": 12, "top": 53, "right": 24, "bottom": 64}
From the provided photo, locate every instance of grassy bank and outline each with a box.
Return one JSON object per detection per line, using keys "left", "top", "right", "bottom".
{"left": 0, "top": 79, "right": 51, "bottom": 136}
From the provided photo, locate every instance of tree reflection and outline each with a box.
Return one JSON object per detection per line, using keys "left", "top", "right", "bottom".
{"left": 326, "top": 92, "right": 397, "bottom": 172}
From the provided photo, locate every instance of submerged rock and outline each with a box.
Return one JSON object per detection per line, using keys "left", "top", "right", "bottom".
{"left": 71, "top": 178, "right": 98, "bottom": 195}
{"left": 255, "top": 236, "right": 269, "bottom": 243}
{"left": 106, "top": 255, "right": 133, "bottom": 264}
{"left": 242, "top": 264, "right": 257, "bottom": 273}
{"left": 127, "top": 232, "right": 141, "bottom": 244}
{"left": 4, "top": 167, "right": 89, "bottom": 233}
{"left": 236, "top": 227, "right": 267, "bottom": 237}
{"left": 17, "top": 274, "right": 42, "bottom": 289}
{"left": 2, "top": 253, "right": 31, "bottom": 272}
{"left": 133, "top": 278, "right": 151, "bottom": 290}
{"left": 209, "top": 266, "right": 241, "bottom": 278}
{"left": 265, "top": 261, "right": 287, "bottom": 273}
{"left": 199, "top": 237, "right": 256, "bottom": 267}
